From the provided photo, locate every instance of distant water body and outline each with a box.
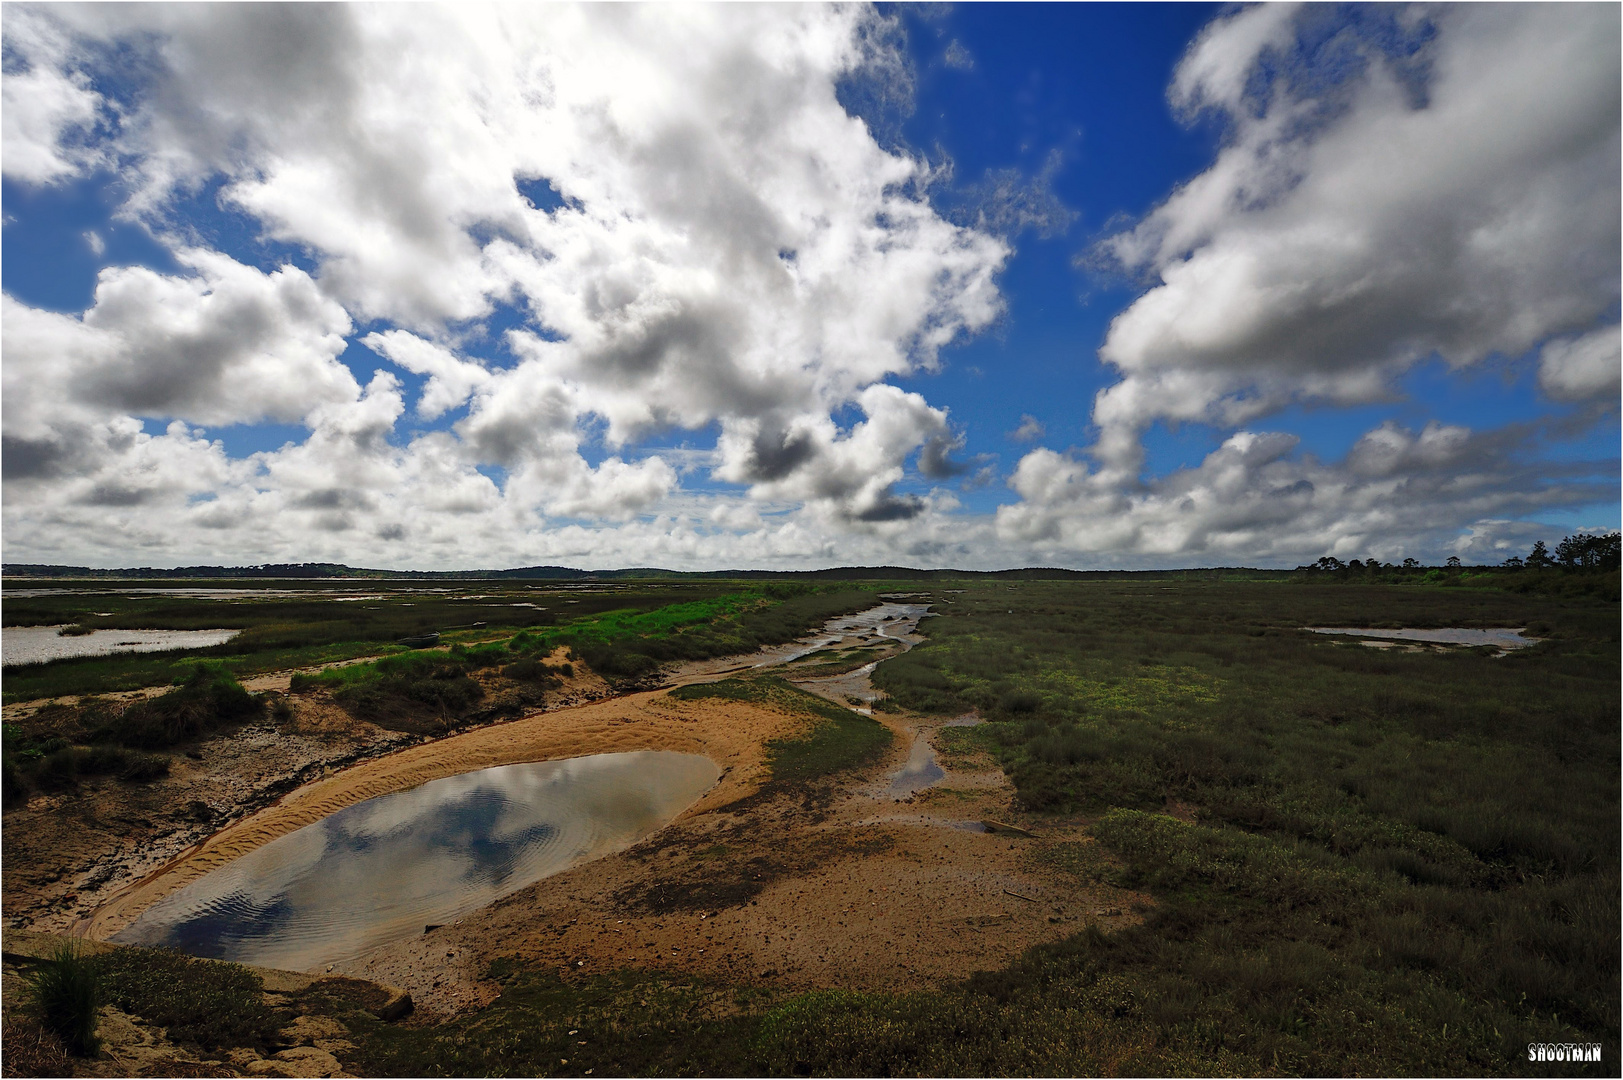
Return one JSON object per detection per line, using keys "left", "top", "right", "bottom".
{"left": 1307, "top": 627, "right": 1539, "bottom": 649}
{"left": 113, "top": 752, "right": 720, "bottom": 971}
{"left": 2, "top": 626, "right": 242, "bottom": 666}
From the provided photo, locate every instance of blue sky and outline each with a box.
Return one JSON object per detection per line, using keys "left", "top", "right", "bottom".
{"left": 2, "top": 3, "right": 1617, "bottom": 570}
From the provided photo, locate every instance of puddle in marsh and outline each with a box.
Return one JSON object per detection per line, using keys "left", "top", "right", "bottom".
{"left": 113, "top": 751, "right": 719, "bottom": 971}
{"left": 2, "top": 626, "right": 243, "bottom": 666}
{"left": 887, "top": 734, "right": 945, "bottom": 797}
{"left": 886, "top": 714, "right": 983, "bottom": 799}
{"left": 1307, "top": 627, "right": 1540, "bottom": 650}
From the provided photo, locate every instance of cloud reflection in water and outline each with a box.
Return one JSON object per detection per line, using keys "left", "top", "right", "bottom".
{"left": 114, "top": 751, "right": 719, "bottom": 971}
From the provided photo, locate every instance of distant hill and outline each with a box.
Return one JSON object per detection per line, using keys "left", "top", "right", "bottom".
{"left": 0, "top": 561, "right": 1275, "bottom": 582}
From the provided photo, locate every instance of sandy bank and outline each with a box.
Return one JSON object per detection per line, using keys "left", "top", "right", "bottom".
{"left": 81, "top": 690, "right": 809, "bottom": 941}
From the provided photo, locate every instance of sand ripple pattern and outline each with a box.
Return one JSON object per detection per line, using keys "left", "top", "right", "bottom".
{"left": 112, "top": 752, "right": 719, "bottom": 972}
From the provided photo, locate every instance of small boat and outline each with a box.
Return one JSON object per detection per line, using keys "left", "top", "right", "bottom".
{"left": 395, "top": 632, "right": 440, "bottom": 649}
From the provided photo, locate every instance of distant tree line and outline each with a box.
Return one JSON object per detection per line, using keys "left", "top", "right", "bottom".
{"left": 1300, "top": 532, "right": 1621, "bottom": 577}
{"left": 1502, "top": 532, "right": 1622, "bottom": 571}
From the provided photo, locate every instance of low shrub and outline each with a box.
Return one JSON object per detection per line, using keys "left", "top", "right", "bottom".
{"left": 103, "top": 665, "right": 262, "bottom": 749}
{"left": 2, "top": 754, "right": 27, "bottom": 810}
{"left": 500, "top": 658, "right": 564, "bottom": 684}
{"left": 327, "top": 654, "right": 486, "bottom": 734}
{"left": 672, "top": 676, "right": 894, "bottom": 785}
{"left": 34, "top": 746, "right": 170, "bottom": 788}
{"left": 765, "top": 711, "right": 892, "bottom": 785}
{"left": 451, "top": 642, "right": 509, "bottom": 669}
{"left": 5, "top": 738, "right": 170, "bottom": 800}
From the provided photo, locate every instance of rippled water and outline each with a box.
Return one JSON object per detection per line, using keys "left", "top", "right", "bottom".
{"left": 1308, "top": 627, "right": 1539, "bottom": 649}
{"left": 2, "top": 626, "right": 243, "bottom": 666}
{"left": 113, "top": 751, "right": 719, "bottom": 971}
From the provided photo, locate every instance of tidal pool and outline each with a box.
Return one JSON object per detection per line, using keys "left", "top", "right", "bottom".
{"left": 113, "top": 751, "right": 719, "bottom": 971}
{"left": 886, "top": 732, "right": 945, "bottom": 798}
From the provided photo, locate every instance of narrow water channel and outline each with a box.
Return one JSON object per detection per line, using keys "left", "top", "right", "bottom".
{"left": 112, "top": 751, "right": 719, "bottom": 972}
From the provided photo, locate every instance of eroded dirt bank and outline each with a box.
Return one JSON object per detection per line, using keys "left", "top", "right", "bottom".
{"left": 1, "top": 658, "right": 619, "bottom": 937}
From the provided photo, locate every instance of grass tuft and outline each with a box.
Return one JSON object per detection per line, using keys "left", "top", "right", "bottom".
{"left": 24, "top": 943, "right": 100, "bottom": 1057}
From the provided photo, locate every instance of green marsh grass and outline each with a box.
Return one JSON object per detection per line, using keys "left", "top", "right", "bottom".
{"left": 2, "top": 665, "right": 258, "bottom": 805}
{"left": 866, "top": 580, "right": 1619, "bottom": 1072}
{"left": 92, "top": 946, "right": 285, "bottom": 1053}
{"left": 10, "top": 578, "right": 1608, "bottom": 1075}
{"left": 3, "top": 582, "right": 881, "bottom": 701}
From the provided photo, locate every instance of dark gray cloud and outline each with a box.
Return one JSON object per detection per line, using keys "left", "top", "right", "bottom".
{"left": 917, "top": 433, "right": 969, "bottom": 479}
{"left": 80, "top": 483, "right": 151, "bottom": 507}
{"left": 2, "top": 433, "right": 74, "bottom": 481}
{"left": 856, "top": 494, "right": 925, "bottom": 522}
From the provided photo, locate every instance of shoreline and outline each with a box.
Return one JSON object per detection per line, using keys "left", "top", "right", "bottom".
{"left": 79, "top": 687, "right": 807, "bottom": 942}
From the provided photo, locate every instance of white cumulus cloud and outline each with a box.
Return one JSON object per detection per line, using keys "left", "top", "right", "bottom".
{"left": 1090, "top": 2, "right": 1618, "bottom": 471}
{"left": 2, "top": 3, "right": 1008, "bottom": 566}
{"left": 1003, "top": 2, "right": 1619, "bottom": 560}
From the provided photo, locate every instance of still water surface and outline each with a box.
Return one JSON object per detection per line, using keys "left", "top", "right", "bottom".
{"left": 114, "top": 752, "right": 719, "bottom": 971}
{"left": 1307, "top": 627, "right": 1539, "bottom": 649}
{"left": 2, "top": 626, "right": 242, "bottom": 666}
